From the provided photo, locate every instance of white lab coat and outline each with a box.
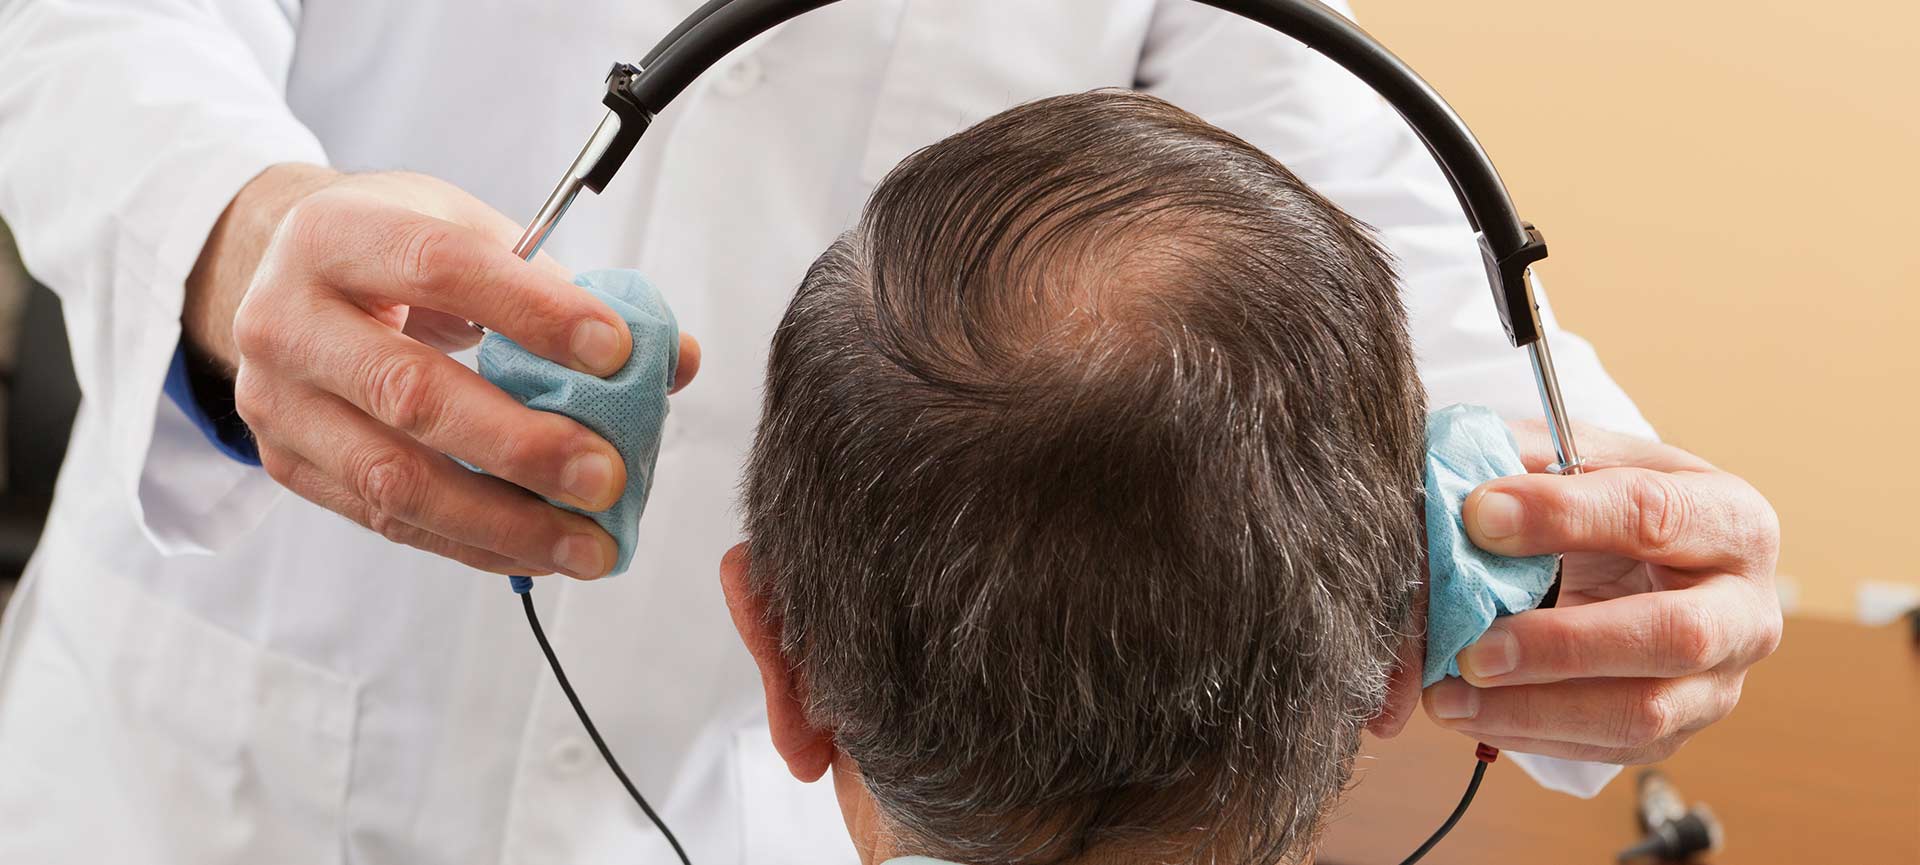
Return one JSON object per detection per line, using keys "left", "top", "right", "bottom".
{"left": 0, "top": 1, "right": 1652, "bottom": 863}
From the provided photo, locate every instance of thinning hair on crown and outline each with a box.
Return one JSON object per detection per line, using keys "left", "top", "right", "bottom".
{"left": 744, "top": 89, "right": 1426, "bottom": 865}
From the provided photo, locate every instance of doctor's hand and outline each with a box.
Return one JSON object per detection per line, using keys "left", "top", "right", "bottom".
{"left": 185, "top": 164, "right": 699, "bottom": 578}
{"left": 1421, "top": 422, "right": 1783, "bottom": 764}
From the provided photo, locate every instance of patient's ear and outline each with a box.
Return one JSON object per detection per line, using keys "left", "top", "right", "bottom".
{"left": 720, "top": 542, "right": 837, "bottom": 782}
{"left": 1367, "top": 576, "right": 1428, "bottom": 738}
{"left": 1368, "top": 636, "right": 1424, "bottom": 737}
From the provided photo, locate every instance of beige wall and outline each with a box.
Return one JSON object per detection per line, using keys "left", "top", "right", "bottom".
{"left": 1358, "top": 1, "right": 1919, "bottom": 619}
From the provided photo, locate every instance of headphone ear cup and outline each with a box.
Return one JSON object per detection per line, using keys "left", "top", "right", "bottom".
{"left": 475, "top": 269, "right": 680, "bottom": 580}
{"left": 1421, "top": 405, "right": 1559, "bottom": 688}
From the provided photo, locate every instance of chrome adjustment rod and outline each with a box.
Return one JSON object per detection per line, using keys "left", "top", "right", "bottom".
{"left": 473, "top": 63, "right": 653, "bottom": 334}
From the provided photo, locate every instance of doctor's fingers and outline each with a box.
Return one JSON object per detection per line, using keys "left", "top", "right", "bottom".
{"left": 258, "top": 449, "right": 536, "bottom": 577}
{"left": 319, "top": 171, "right": 576, "bottom": 284}
{"left": 245, "top": 384, "right": 620, "bottom": 579}
{"left": 1504, "top": 419, "right": 1715, "bottom": 475}
{"left": 1465, "top": 465, "right": 1780, "bottom": 573}
{"left": 278, "top": 188, "right": 631, "bottom": 376}
{"left": 1453, "top": 577, "right": 1781, "bottom": 687}
{"left": 1423, "top": 670, "right": 1743, "bottom": 764}
{"left": 249, "top": 299, "right": 628, "bottom": 513}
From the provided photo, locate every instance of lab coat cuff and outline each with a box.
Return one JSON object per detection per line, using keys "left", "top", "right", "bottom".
{"left": 131, "top": 128, "right": 327, "bottom": 555}
{"left": 1505, "top": 751, "right": 1624, "bottom": 798}
{"left": 163, "top": 342, "right": 262, "bottom": 466}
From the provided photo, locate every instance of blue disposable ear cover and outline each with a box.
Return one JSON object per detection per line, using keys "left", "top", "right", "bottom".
{"left": 1421, "top": 404, "right": 1559, "bottom": 687}
{"left": 477, "top": 269, "right": 679, "bottom": 578}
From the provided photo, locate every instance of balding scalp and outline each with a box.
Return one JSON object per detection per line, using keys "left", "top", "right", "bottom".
{"left": 744, "top": 90, "right": 1426, "bottom": 864}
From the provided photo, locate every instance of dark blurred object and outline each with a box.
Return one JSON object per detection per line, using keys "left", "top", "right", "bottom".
{"left": 0, "top": 234, "right": 79, "bottom": 586}
{"left": 1618, "top": 769, "right": 1722, "bottom": 862}
{"left": 1617, "top": 806, "right": 1722, "bottom": 863}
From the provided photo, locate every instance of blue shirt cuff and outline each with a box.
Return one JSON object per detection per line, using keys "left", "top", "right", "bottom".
{"left": 164, "top": 341, "right": 261, "bottom": 466}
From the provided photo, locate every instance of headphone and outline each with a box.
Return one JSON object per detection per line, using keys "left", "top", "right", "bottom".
{"left": 506, "top": 2, "right": 1587, "bottom": 862}
{"left": 521, "top": 0, "right": 1588, "bottom": 475}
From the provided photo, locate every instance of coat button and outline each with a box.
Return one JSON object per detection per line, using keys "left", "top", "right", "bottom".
{"left": 550, "top": 738, "right": 592, "bottom": 776}
{"left": 713, "top": 58, "right": 765, "bottom": 97}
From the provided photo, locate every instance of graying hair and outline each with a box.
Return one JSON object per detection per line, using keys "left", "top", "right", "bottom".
{"left": 743, "top": 90, "right": 1425, "bottom": 864}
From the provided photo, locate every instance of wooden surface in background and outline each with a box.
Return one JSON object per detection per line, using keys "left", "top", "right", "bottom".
{"left": 1318, "top": 617, "right": 1920, "bottom": 864}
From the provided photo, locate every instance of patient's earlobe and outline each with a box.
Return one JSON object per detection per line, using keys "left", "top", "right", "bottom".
{"left": 1367, "top": 576, "right": 1429, "bottom": 738}
{"left": 1368, "top": 636, "right": 1424, "bottom": 738}
{"left": 719, "top": 543, "right": 838, "bottom": 782}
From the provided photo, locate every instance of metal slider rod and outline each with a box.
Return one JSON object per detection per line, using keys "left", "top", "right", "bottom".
{"left": 1522, "top": 269, "right": 1585, "bottom": 476}
{"left": 512, "top": 110, "right": 628, "bottom": 262}
{"left": 470, "top": 110, "right": 630, "bottom": 335}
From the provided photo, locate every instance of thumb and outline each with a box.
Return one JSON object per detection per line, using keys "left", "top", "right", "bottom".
{"left": 1463, "top": 467, "right": 1773, "bottom": 571}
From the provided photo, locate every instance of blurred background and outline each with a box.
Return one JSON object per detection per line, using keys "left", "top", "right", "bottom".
{"left": 0, "top": 1, "right": 1913, "bottom": 622}
{"left": 0, "top": 223, "right": 78, "bottom": 613}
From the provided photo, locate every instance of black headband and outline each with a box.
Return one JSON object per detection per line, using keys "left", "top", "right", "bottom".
{"left": 587, "top": 0, "right": 1552, "bottom": 347}
{"left": 520, "top": 0, "right": 1584, "bottom": 473}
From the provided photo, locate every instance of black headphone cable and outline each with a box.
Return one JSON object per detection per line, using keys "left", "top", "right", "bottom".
{"left": 520, "top": 592, "right": 694, "bottom": 865}
{"left": 1395, "top": 743, "right": 1498, "bottom": 865}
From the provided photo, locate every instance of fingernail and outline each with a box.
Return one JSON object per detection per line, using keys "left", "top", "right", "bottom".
{"left": 571, "top": 320, "right": 627, "bottom": 375}
{"left": 1474, "top": 492, "right": 1525, "bottom": 540}
{"left": 562, "top": 451, "right": 617, "bottom": 508}
{"left": 1430, "top": 680, "right": 1481, "bottom": 720}
{"left": 1461, "top": 626, "right": 1519, "bottom": 679}
{"left": 552, "top": 534, "right": 607, "bottom": 579}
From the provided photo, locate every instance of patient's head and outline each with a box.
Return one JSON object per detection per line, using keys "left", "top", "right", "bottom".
{"left": 725, "top": 90, "right": 1425, "bottom": 864}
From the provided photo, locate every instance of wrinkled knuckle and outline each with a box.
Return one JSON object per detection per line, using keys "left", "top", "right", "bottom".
{"left": 1532, "top": 616, "right": 1581, "bottom": 671}
{"left": 498, "top": 421, "right": 560, "bottom": 478}
{"left": 1756, "top": 608, "right": 1785, "bottom": 660}
{"left": 366, "top": 354, "right": 438, "bottom": 433}
{"left": 1659, "top": 600, "right": 1722, "bottom": 674}
{"left": 1509, "top": 688, "right": 1548, "bottom": 734}
{"left": 277, "top": 195, "right": 340, "bottom": 258}
{"left": 231, "top": 368, "right": 271, "bottom": 426}
{"left": 231, "top": 305, "right": 276, "bottom": 358}
{"left": 1621, "top": 684, "right": 1678, "bottom": 748}
{"left": 397, "top": 222, "right": 461, "bottom": 290}
{"left": 1739, "top": 481, "right": 1784, "bottom": 565}
{"left": 516, "top": 282, "right": 576, "bottom": 330}
{"left": 355, "top": 450, "right": 426, "bottom": 519}
{"left": 1633, "top": 473, "right": 1693, "bottom": 555}
{"left": 1710, "top": 676, "right": 1745, "bottom": 723}
{"left": 363, "top": 507, "right": 410, "bottom": 544}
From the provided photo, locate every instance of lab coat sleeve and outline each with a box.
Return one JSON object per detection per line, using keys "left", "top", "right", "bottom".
{"left": 1137, "top": 1, "right": 1645, "bottom": 797}
{"left": 0, "top": 0, "right": 327, "bottom": 554}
